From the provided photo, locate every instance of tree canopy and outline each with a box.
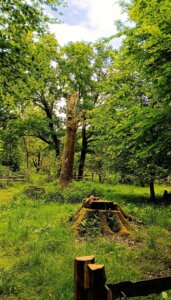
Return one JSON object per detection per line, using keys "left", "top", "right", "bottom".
{"left": 0, "top": 0, "right": 170, "bottom": 200}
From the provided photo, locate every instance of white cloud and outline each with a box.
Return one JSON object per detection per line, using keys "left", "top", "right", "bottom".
{"left": 49, "top": 0, "right": 126, "bottom": 45}
{"left": 49, "top": 23, "right": 101, "bottom": 44}
{"left": 71, "top": 0, "right": 120, "bottom": 32}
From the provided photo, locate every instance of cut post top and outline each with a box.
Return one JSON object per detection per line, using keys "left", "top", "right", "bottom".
{"left": 75, "top": 256, "right": 95, "bottom": 262}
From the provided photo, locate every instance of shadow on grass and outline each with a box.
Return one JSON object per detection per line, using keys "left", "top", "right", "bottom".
{"left": 116, "top": 193, "right": 150, "bottom": 204}
{"left": 113, "top": 193, "right": 171, "bottom": 207}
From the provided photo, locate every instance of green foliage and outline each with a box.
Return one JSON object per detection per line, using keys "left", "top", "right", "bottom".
{"left": 24, "top": 178, "right": 171, "bottom": 205}
{"left": 45, "top": 190, "right": 64, "bottom": 203}
{"left": 107, "top": 214, "right": 120, "bottom": 233}
{"left": 42, "top": 181, "right": 104, "bottom": 204}
{"left": 127, "top": 0, "right": 171, "bottom": 104}
{"left": 0, "top": 166, "right": 8, "bottom": 177}
{"left": 0, "top": 181, "right": 7, "bottom": 189}
{"left": 105, "top": 105, "right": 171, "bottom": 186}
{"left": 60, "top": 42, "right": 94, "bottom": 99}
{"left": 24, "top": 187, "right": 45, "bottom": 200}
{"left": 78, "top": 213, "right": 102, "bottom": 237}
{"left": 88, "top": 0, "right": 170, "bottom": 196}
{"left": 1, "top": 0, "right": 170, "bottom": 191}
{"left": 61, "top": 181, "right": 104, "bottom": 203}
{"left": 0, "top": 0, "right": 63, "bottom": 101}
{"left": 162, "top": 291, "right": 169, "bottom": 300}
{"left": 0, "top": 1, "right": 64, "bottom": 162}
{"left": 1, "top": 140, "right": 21, "bottom": 172}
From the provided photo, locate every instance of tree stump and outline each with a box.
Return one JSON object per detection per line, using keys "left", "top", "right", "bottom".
{"left": 72, "top": 195, "right": 135, "bottom": 237}
{"left": 163, "top": 190, "right": 171, "bottom": 203}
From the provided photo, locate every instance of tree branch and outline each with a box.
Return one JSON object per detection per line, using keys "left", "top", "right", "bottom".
{"left": 22, "top": 134, "right": 51, "bottom": 145}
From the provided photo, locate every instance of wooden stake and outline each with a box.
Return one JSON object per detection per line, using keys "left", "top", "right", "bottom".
{"left": 74, "top": 256, "right": 95, "bottom": 300}
{"left": 87, "top": 264, "right": 112, "bottom": 300}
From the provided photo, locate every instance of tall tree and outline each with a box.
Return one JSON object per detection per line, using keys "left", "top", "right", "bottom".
{"left": 24, "top": 33, "right": 63, "bottom": 157}
{"left": 94, "top": 0, "right": 171, "bottom": 201}
{"left": 59, "top": 41, "right": 114, "bottom": 181}
{"left": 1, "top": 31, "right": 65, "bottom": 158}
{"left": 0, "top": 0, "right": 65, "bottom": 162}
{"left": 60, "top": 93, "right": 78, "bottom": 187}
{"left": 77, "top": 42, "right": 114, "bottom": 180}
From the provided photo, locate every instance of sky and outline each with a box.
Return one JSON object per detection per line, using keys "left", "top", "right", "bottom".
{"left": 49, "top": 0, "right": 127, "bottom": 47}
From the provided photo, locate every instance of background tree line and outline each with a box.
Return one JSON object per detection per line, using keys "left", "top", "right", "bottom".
{"left": 0, "top": 0, "right": 170, "bottom": 202}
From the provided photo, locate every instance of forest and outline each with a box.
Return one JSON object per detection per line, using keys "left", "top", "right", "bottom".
{"left": 0, "top": 0, "right": 171, "bottom": 299}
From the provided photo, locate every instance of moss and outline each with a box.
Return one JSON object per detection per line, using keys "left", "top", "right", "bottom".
{"left": 72, "top": 197, "right": 132, "bottom": 237}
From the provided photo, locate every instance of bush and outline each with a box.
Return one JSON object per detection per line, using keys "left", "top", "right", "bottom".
{"left": 62, "top": 181, "right": 104, "bottom": 203}
{"left": 28, "top": 173, "right": 49, "bottom": 185}
{"left": 45, "top": 181, "right": 104, "bottom": 204}
{"left": 0, "top": 165, "right": 9, "bottom": 177}
{"left": 24, "top": 187, "right": 45, "bottom": 200}
{"left": 40, "top": 181, "right": 102, "bottom": 204}
{"left": 11, "top": 178, "right": 119, "bottom": 204}
{"left": 45, "top": 191, "right": 64, "bottom": 203}
{"left": 0, "top": 181, "right": 7, "bottom": 189}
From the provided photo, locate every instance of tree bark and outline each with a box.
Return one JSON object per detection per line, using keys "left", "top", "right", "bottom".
{"left": 23, "top": 137, "right": 29, "bottom": 169}
{"left": 60, "top": 93, "right": 78, "bottom": 188}
{"left": 33, "top": 151, "right": 43, "bottom": 173}
{"left": 150, "top": 180, "right": 156, "bottom": 203}
{"left": 77, "top": 125, "right": 87, "bottom": 180}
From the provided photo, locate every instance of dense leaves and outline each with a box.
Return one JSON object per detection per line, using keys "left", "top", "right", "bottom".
{"left": 0, "top": 0, "right": 170, "bottom": 199}
{"left": 90, "top": 0, "right": 171, "bottom": 200}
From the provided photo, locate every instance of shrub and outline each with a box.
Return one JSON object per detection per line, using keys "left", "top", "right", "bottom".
{"left": 0, "top": 181, "right": 7, "bottom": 189}
{"left": 0, "top": 165, "right": 9, "bottom": 177}
{"left": 62, "top": 181, "right": 104, "bottom": 204}
{"left": 45, "top": 191, "right": 64, "bottom": 203}
{"left": 24, "top": 187, "right": 45, "bottom": 200}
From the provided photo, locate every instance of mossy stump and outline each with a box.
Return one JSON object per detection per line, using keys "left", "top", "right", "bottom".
{"left": 72, "top": 195, "right": 135, "bottom": 237}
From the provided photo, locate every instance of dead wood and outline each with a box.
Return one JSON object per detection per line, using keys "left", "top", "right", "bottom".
{"left": 72, "top": 195, "right": 136, "bottom": 237}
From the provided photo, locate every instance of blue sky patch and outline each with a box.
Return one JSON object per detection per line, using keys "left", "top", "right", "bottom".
{"left": 61, "top": 3, "right": 88, "bottom": 25}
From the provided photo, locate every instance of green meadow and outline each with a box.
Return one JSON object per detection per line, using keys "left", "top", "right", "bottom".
{"left": 0, "top": 181, "right": 171, "bottom": 300}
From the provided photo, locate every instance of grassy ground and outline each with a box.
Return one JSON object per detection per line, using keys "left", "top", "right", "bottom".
{"left": 0, "top": 181, "right": 170, "bottom": 299}
{"left": 0, "top": 183, "right": 26, "bottom": 205}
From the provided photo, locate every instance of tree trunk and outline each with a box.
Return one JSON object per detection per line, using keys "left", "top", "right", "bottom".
{"left": 150, "top": 180, "right": 156, "bottom": 203}
{"left": 60, "top": 93, "right": 78, "bottom": 188}
{"left": 41, "top": 95, "right": 60, "bottom": 157}
{"left": 33, "top": 151, "right": 43, "bottom": 173}
{"left": 23, "top": 137, "right": 29, "bottom": 169}
{"left": 99, "top": 174, "right": 102, "bottom": 183}
{"left": 50, "top": 123, "right": 60, "bottom": 157}
{"left": 77, "top": 125, "right": 87, "bottom": 180}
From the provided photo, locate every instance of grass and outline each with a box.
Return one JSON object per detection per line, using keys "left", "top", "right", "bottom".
{"left": 0, "top": 186, "right": 21, "bottom": 205}
{"left": 0, "top": 181, "right": 170, "bottom": 299}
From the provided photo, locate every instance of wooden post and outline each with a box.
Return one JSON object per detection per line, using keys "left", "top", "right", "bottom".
{"left": 74, "top": 255, "right": 171, "bottom": 300}
{"left": 87, "top": 264, "right": 112, "bottom": 300}
{"left": 74, "top": 256, "right": 95, "bottom": 300}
